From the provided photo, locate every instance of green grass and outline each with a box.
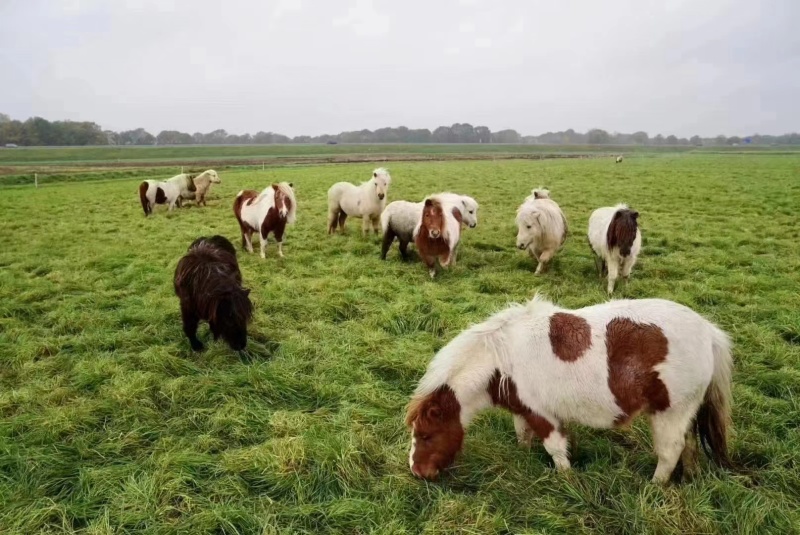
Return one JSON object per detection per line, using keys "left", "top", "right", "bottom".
{"left": 1, "top": 155, "right": 799, "bottom": 534}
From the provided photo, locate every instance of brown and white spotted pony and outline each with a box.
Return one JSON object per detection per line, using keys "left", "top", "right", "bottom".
{"left": 406, "top": 295, "right": 733, "bottom": 483}
{"left": 588, "top": 204, "right": 641, "bottom": 294}
{"left": 233, "top": 182, "right": 297, "bottom": 258}
{"left": 139, "top": 174, "right": 190, "bottom": 216}
{"left": 413, "top": 195, "right": 462, "bottom": 278}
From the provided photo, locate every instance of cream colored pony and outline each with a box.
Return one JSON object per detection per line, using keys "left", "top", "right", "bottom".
{"left": 327, "top": 168, "right": 391, "bottom": 235}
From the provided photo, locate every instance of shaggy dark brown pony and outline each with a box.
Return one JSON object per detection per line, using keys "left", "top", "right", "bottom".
{"left": 607, "top": 208, "right": 639, "bottom": 257}
{"left": 174, "top": 235, "right": 253, "bottom": 351}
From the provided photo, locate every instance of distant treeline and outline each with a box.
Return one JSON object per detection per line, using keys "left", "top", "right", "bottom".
{"left": 1, "top": 112, "right": 798, "bottom": 147}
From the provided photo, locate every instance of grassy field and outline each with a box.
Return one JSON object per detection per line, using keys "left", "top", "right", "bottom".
{"left": 1, "top": 154, "right": 799, "bottom": 533}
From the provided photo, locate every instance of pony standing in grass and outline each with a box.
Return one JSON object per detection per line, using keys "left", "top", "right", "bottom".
{"left": 588, "top": 204, "right": 641, "bottom": 294}
{"left": 139, "top": 175, "right": 188, "bottom": 215}
{"left": 179, "top": 170, "right": 221, "bottom": 206}
{"left": 515, "top": 188, "right": 568, "bottom": 274}
{"left": 233, "top": 182, "right": 297, "bottom": 258}
{"left": 406, "top": 295, "right": 734, "bottom": 483}
{"left": 616, "top": 155, "right": 624, "bottom": 163}
{"left": 327, "top": 168, "right": 391, "bottom": 235}
{"left": 381, "top": 193, "right": 478, "bottom": 261}
{"left": 413, "top": 195, "right": 462, "bottom": 278}
{"left": 174, "top": 235, "right": 253, "bottom": 351}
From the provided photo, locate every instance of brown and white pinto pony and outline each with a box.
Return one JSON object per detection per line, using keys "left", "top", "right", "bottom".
{"left": 139, "top": 174, "right": 191, "bottom": 215}
{"left": 233, "top": 182, "right": 297, "bottom": 258}
{"left": 413, "top": 195, "right": 462, "bottom": 278}
{"left": 174, "top": 235, "right": 253, "bottom": 351}
{"left": 588, "top": 204, "right": 641, "bottom": 294}
{"left": 406, "top": 295, "right": 733, "bottom": 483}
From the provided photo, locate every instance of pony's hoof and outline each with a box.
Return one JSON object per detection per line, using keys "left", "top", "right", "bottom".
{"left": 190, "top": 341, "right": 205, "bottom": 352}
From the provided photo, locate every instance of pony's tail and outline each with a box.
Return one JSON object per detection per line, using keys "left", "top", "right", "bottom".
{"left": 232, "top": 191, "right": 247, "bottom": 221}
{"left": 380, "top": 207, "right": 392, "bottom": 235}
{"left": 695, "top": 325, "right": 733, "bottom": 469}
{"left": 139, "top": 182, "right": 150, "bottom": 216}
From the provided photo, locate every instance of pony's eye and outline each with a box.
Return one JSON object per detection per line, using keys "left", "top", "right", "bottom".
{"left": 469, "top": 210, "right": 474, "bottom": 214}
{"left": 418, "top": 434, "right": 430, "bottom": 441}
{"left": 526, "top": 225, "right": 532, "bottom": 229}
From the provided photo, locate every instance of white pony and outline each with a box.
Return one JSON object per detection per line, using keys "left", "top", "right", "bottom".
{"left": 616, "top": 155, "right": 624, "bottom": 163}
{"left": 406, "top": 295, "right": 734, "bottom": 483}
{"left": 588, "top": 204, "right": 641, "bottom": 294}
{"left": 178, "top": 170, "right": 221, "bottom": 205}
{"left": 138, "top": 176, "right": 186, "bottom": 215}
{"left": 327, "top": 168, "right": 391, "bottom": 235}
{"left": 380, "top": 193, "right": 479, "bottom": 261}
{"left": 515, "top": 188, "right": 568, "bottom": 274}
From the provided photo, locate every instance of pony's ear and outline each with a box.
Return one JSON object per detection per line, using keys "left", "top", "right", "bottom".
{"left": 631, "top": 211, "right": 639, "bottom": 220}
{"left": 425, "top": 403, "right": 442, "bottom": 421}
{"left": 373, "top": 172, "right": 377, "bottom": 178}
{"left": 534, "top": 191, "right": 542, "bottom": 199}
{"left": 424, "top": 199, "right": 433, "bottom": 207}
{"left": 289, "top": 182, "right": 294, "bottom": 188}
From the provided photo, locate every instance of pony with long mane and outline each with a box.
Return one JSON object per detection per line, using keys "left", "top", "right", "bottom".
{"left": 173, "top": 235, "right": 253, "bottom": 351}
{"left": 381, "top": 193, "right": 478, "bottom": 261}
{"left": 233, "top": 182, "right": 297, "bottom": 258}
{"left": 413, "top": 195, "right": 462, "bottom": 278}
{"left": 179, "top": 170, "right": 221, "bottom": 206}
{"left": 516, "top": 188, "right": 568, "bottom": 274}
{"left": 588, "top": 204, "right": 641, "bottom": 294}
{"left": 327, "top": 168, "right": 391, "bottom": 235}
{"left": 406, "top": 295, "right": 734, "bottom": 483}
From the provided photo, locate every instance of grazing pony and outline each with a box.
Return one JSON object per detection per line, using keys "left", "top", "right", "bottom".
{"left": 413, "top": 195, "right": 462, "bottom": 278}
{"left": 406, "top": 295, "right": 734, "bottom": 483}
{"left": 139, "top": 176, "right": 187, "bottom": 215}
{"left": 327, "top": 168, "right": 391, "bottom": 235}
{"left": 616, "top": 155, "right": 624, "bottom": 163}
{"left": 233, "top": 182, "right": 297, "bottom": 258}
{"left": 588, "top": 204, "right": 641, "bottom": 294}
{"left": 515, "top": 188, "right": 568, "bottom": 274}
{"left": 179, "top": 169, "right": 221, "bottom": 206}
{"left": 381, "top": 193, "right": 478, "bottom": 261}
{"left": 173, "top": 235, "right": 253, "bottom": 351}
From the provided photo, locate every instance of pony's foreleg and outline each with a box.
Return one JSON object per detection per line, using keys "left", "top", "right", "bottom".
{"left": 274, "top": 225, "right": 286, "bottom": 258}
{"left": 649, "top": 404, "right": 699, "bottom": 484}
{"left": 513, "top": 415, "right": 535, "bottom": 447}
{"left": 180, "top": 304, "right": 203, "bottom": 351}
{"left": 543, "top": 429, "right": 571, "bottom": 471}
{"left": 380, "top": 228, "right": 396, "bottom": 260}
{"left": 398, "top": 239, "right": 410, "bottom": 261}
{"left": 259, "top": 233, "right": 268, "bottom": 259}
{"left": 422, "top": 255, "right": 437, "bottom": 279}
{"left": 362, "top": 217, "right": 371, "bottom": 237}
{"left": 606, "top": 260, "right": 619, "bottom": 294}
{"left": 372, "top": 216, "right": 381, "bottom": 235}
{"left": 514, "top": 414, "right": 570, "bottom": 471}
{"left": 535, "top": 249, "right": 554, "bottom": 275}
{"left": 620, "top": 256, "right": 636, "bottom": 283}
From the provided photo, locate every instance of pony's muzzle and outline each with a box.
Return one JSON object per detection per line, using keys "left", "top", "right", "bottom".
{"left": 429, "top": 229, "right": 441, "bottom": 239}
{"left": 517, "top": 242, "right": 527, "bottom": 250}
{"left": 378, "top": 193, "right": 385, "bottom": 200}
{"left": 469, "top": 223, "right": 476, "bottom": 228}
{"left": 411, "top": 463, "right": 439, "bottom": 480}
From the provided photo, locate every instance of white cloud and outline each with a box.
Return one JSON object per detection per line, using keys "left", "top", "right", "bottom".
{"left": 444, "top": 46, "right": 460, "bottom": 55}
{"left": 475, "top": 37, "right": 492, "bottom": 48}
{"left": 458, "top": 21, "right": 475, "bottom": 33}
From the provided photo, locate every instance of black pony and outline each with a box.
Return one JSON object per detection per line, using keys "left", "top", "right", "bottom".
{"left": 174, "top": 235, "right": 253, "bottom": 351}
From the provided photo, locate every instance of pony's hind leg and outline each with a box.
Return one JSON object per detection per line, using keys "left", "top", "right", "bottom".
{"left": 327, "top": 209, "right": 340, "bottom": 234}
{"left": 398, "top": 239, "right": 410, "bottom": 261}
{"left": 381, "top": 228, "right": 396, "bottom": 260}
{"left": 649, "top": 405, "right": 698, "bottom": 484}
{"left": 372, "top": 216, "right": 381, "bottom": 235}
{"left": 243, "top": 230, "right": 254, "bottom": 253}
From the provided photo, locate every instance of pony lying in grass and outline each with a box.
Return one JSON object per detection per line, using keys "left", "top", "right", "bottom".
{"left": 173, "top": 235, "right": 253, "bottom": 351}
{"left": 233, "top": 182, "right": 297, "bottom": 258}
{"left": 381, "top": 193, "right": 478, "bottom": 261}
{"left": 327, "top": 168, "right": 391, "bottom": 235}
{"left": 179, "top": 169, "right": 221, "bottom": 206}
{"left": 139, "top": 175, "right": 190, "bottom": 215}
{"left": 588, "top": 204, "right": 641, "bottom": 294}
{"left": 413, "top": 195, "right": 462, "bottom": 278}
{"left": 406, "top": 295, "right": 734, "bottom": 483}
{"left": 515, "top": 188, "right": 568, "bottom": 274}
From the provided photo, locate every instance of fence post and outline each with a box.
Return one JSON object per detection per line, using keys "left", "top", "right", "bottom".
{"left": 181, "top": 166, "right": 184, "bottom": 174}
{"left": 262, "top": 162, "right": 265, "bottom": 171}
{"left": 35, "top": 173, "right": 38, "bottom": 188}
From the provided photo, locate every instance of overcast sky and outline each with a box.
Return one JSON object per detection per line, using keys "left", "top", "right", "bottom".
{"left": 1, "top": 0, "right": 798, "bottom": 137}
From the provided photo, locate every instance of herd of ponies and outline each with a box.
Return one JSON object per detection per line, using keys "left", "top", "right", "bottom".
{"left": 143, "top": 163, "right": 735, "bottom": 485}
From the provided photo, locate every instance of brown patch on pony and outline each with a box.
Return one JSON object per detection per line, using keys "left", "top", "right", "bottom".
{"left": 139, "top": 182, "right": 150, "bottom": 215}
{"left": 415, "top": 199, "right": 453, "bottom": 272}
{"left": 605, "top": 318, "right": 670, "bottom": 425}
{"left": 549, "top": 313, "right": 592, "bottom": 362}
{"left": 260, "top": 185, "right": 289, "bottom": 243}
{"left": 606, "top": 208, "right": 639, "bottom": 257}
{"left": 155, "top": 187, "right": 167, "bottom": 204}
{"left": 406, "top": 385, "right": 464, "bottom": 479}
{"left": 487, "top": 370, "right": 554, "bottom": 439}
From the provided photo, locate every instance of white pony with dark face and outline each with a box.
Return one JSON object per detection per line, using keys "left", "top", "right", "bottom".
{"left": 327, "top": 168, "right": 391, "bottom": 236}
{"left": 380, "top": 193, "right": 479, "bottom": 261}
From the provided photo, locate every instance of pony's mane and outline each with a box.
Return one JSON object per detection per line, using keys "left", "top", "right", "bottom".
{"left": 411, "top": 294, "right": 558, "bottom": 402}
{"left": 607, "top": 204, "right": 638, "bottom": 256}
{"left": 516, "top": 197, "right": 565, "bottom": 231}
{"left": 275, "top": 182, "right": 297, "bottom": 224}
